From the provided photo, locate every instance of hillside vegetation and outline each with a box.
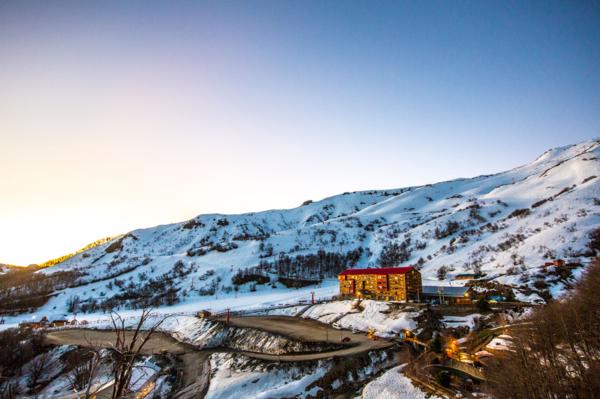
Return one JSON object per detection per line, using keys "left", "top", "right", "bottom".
{"left": 2, "top": 139, "right": 599, "bottom": 317}
{"left": 486, "top": 259, "right": 600, "bottom": 398}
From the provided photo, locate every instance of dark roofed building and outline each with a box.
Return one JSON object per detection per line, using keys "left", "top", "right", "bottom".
{"left": 422, "top": 285, "right": 472, "bottom": 305}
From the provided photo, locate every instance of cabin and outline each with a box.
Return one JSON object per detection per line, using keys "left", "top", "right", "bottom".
{"left": 454, "top": 273, "right": 476, "bottom": 281}
{"left": 19, "top": 321, "right": 43, "bottom": 330}
{"left": 196, "top": 310, "right": 212, "bottom": 319}
{"left": 543, "top": 259, "right": 565, "bottom": 268}
{"left": 338, "top": 266, "right": 422, "bottom": 302}
{"left": 51, "top": 319, "right": 68, "bottom": 328}
{"left": 422, "top": 285, "right": 472, "bottom": 305}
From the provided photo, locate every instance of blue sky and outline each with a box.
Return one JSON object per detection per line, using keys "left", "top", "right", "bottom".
{"left": 1, "top": 1, "right": 599, "bottom": 264}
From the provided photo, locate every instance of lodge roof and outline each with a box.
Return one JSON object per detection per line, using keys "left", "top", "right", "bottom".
{"left": 422, "top": 285, "right": 470, "bottom": 297}
{"left": 338, "top": 266, "right": 415, "bottom": 276}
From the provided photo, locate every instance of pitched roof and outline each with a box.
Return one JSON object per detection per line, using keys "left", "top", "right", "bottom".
{"left": 339, "top": 266, "right": 415, "bottom": 276}
{"left": 422, "top": 285, "right": 470, "bottom": 297}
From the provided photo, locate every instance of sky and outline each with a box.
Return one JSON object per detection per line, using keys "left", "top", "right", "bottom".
{"left": 1, "top": 1, "right": 599, "bottom": 265}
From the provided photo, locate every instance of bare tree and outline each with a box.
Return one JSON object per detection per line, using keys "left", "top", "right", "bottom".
{"left": 0, "top": 382, "right": 18, "bottom": 399}
{"left": 486, "top": 259, "right": 600, "bottom": 398}
{"left": 65, "top": 348, "right": 103, "bottom": 399}
{"left": 437, "top": 265, "right": 448, "bottom": 280}
{"left": 27, "top": 352, "right": 51, "bottom": 389}
{"left": 109, "top": 308, "right": 167, "bottom": 399}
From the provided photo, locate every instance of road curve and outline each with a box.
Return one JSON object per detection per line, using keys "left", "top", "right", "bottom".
{"left": 211, "top": 315, "right": 394, "bottom": 361}
{"left": 45, "top": 317, "right": 394, "bottom": 396}
{"left": 46, "top": 329, "right": 209, "bottom": 399}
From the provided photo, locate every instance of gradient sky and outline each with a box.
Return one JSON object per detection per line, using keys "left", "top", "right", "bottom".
{"left": 1, "top": 1, "right": 599, "bottom": 265}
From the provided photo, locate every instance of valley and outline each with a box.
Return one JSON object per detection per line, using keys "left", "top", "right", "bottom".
{"left": 1, "top": 139, "right": 599, "bottom": 398}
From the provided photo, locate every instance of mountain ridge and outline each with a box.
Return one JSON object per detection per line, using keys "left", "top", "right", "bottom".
{"left": 2, "top": 138, "right": 599, "bottom": 319}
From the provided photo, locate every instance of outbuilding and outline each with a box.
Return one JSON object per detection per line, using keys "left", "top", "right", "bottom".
{"left": 421, "top": 285, "right": 472, "bottom": 305}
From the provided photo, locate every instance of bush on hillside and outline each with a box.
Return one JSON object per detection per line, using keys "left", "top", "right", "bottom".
{"left": 486, "top": 259, "right": 600, "bottom": 398}
{"left": 434, "top": 221, "right": 460, "bottom": 239}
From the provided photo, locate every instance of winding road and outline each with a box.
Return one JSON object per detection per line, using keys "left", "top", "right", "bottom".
{"left": 46, "top": 329, "right": 211, "bottom": 399}
{"left": 46, "top": 315, "right": 394, "bottom": 397}
{"left": 214, "top": 315, "right": 394, "bottom": 361}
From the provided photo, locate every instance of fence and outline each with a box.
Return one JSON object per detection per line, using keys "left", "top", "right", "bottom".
{"left": 24, "top": 293, "right": 338, "bottom": 331}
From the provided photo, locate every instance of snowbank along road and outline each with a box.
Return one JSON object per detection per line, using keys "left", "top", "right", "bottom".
{"left": 46, "top": 329, "right": 211, "bottom": 399}
{"left": 211, "top": 315, "right": 394, "bottom": 361}
{"left": 46, "top": 315, "right": 394, "bottom": 397}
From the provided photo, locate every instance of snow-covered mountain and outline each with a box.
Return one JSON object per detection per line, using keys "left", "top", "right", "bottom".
{"left": 12, "top": 139, "right": 600, "bottom": 315}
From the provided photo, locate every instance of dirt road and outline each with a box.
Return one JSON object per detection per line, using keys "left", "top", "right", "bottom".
{"left": 213, "top": 315, "right": 394, "bottom": 361}
{"left": 46, "top": 329, "right": 189, "bottom": 355}
{"left": 46, "top": 329, "right": 210, "bottom": 399}
{"left": 46, "top": 316, "right": 395, "bottom": 396}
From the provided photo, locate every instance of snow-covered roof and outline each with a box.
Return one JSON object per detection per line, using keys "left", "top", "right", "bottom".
{"left": 339, "top": 266, "right": 415, "bottom": 276}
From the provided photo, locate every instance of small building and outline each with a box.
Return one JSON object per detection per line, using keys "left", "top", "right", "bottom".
{"left": 454, "top": 273, "right": 476, "bottom": 281}
{"left": 51, "top": 319, "right": 68, "bottom": 328}
{"left": 196, "top": 310, "right": 212, "bottom": 319}
{"left": 422, "top": 285, "right": 472, "bottom": 305}
{"left": 19, "top": 321, "right": 43, "bottom": 330}
{"left": 543, "top": 259, "right": 565, "bottom": 268}
{"left": 338, "top": 266, "right": 422, "bottom": 302}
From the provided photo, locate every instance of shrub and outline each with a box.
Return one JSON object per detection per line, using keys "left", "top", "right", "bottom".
{"left": 379, "top": 238, "right": 412, "bottom": 266}
{"left": 430, "top": 333, "right": 443, "bottom": 353}
{"left": 105, "top": 233, "right": 138, "bottom": 253}
{"left": 437, "top": 266, "right": 449, "bottom": 280}
{"left": 508, "top": 208, "right": 531, "bottom": 219}
{"left": 477, "top": 297, "right": 490, "bottom": 312}
{"left": 531, "top": 198, "right": 549, "bottom": 208}
{"left": 67, "top": 295, "right": 81, "bottom": 313}
{"left": 436, "top": 371, "right": 451, "bottom": 387}
{"left": 182, "top": 219, "right": 204, "bottom": 229}
{"left": 434, "top": 221, "right": 460, "bottom": 239}
{"left": 588, "top": 228, "right": 600, "bottom": 253}
{"left": 414, "top": 306, "right": 444, "bottom": 339}
{"left": 486, "top": 259, "right": 600, "bottom": 398}
{"left": 533, "top": 279, "right": 549, "bottom": 290}
{"left": 232, "top": 268, "right": 270, "bottom": 285}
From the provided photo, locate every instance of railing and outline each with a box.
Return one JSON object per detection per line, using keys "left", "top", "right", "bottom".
{"left": 25, "top": 295, "right": 338, "bottom": 331}
{"left": 208, "top": 296, "right": 336, "bottom": 319}
{"left": 426, "top": 358, "right": 486, "bottom": 381}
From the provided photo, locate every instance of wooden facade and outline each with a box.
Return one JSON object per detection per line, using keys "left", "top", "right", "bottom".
{"left": 338, "top": 267, "right": 422, "bottom": 302}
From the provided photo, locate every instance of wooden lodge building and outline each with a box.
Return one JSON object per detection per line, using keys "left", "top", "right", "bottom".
{"left": 338, "top": 266, "right": 422, "bottom": 302}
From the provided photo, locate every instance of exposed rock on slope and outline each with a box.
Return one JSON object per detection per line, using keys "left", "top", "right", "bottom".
{"left": 8, "top": 139, "right": 600, "bottom": 314}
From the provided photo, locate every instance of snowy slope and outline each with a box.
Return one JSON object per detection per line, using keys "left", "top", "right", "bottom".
{"left": 358, "top": 365, "right": 441, "bottom": 399}
{"left": 9, "top": 139, "right": 600, "bottom": 318}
